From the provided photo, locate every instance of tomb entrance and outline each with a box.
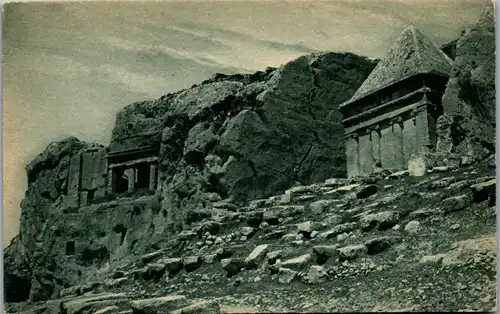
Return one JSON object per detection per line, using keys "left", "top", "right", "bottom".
{"left": 106, "top": 145, "right": 159, "bottom": 195}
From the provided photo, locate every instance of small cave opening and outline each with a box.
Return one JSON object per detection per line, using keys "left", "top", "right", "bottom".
{"left": 65, "top": 241, "right": 75, "bottom": 256}
{"left": 87, "top": 189, "right": 96, "bottom": 203}
{"left": 4, "top": 274, "right": 31, "bottom": 302}
{"left": 79, "top": 245, "right": 110, "bottom": 267}
{"left": 113, "top": 224, "right": 128, "bottom": 246}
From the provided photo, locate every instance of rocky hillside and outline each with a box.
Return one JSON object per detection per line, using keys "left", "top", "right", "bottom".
{"left": 4, "top": 4, "right": 496, "bottom": 313}
{"left": 4, "top": 52, "right": 376, "bottom": 305}
{"left": 6, "top": 157, "right": 497, "bottom": 313}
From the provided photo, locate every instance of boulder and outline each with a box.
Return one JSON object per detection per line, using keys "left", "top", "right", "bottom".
{"left": 278, "top": 268, "right": 298, "bottom": 284}
{"left": 183, "top": 256, "right": 202, "bottom": 272}
{"left": 163, "top": 258, "right": 183, "bottom": 276}
{"left": 470, "top": 179, "right": 496, "bottom": 202}
{"left": 404, "top": 220, "right": 422, "bottom": 234}
{"left": 364, "top": 237, "right": 394, "bottom": 255}
{"left": 245, "top": 244, "right": 269, "bottom": 269}
{"left": 359, "top": 211, "right": 400, "bottom": 230}
{"left": 337, "top": 244, "right": 368, "bottom": 261}
{"left": 220, "top": 258, "right": 245, "bottom": 277}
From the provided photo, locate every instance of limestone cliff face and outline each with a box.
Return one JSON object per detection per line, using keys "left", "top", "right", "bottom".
{"left": 4, "top": 52, "right": 376, "bottom": 302}
{"left": 5, "top": 137, "right": 101, "bottom": 302}
{"left": 110, "top": 52, "right": 376, "bottom": 233}
{"left": 440, "top": 3, "right": 495, "bottom": 158}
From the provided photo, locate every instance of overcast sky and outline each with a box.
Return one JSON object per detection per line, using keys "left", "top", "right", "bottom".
{"left": 2, "top": 0, "right": 488, "bottom": 245}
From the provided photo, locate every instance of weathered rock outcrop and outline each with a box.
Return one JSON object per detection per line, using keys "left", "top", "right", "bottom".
{"left": 4, "top": 52, "right": 376, "bottom": 303}
{"left": 440, "top": 3, "right": 495, "bottom": 160}
{"left": 5, "top": 137, "right": 102, "bottom": 302}
{"left": 110, "top": 52, "right": 376, "bottom": 233}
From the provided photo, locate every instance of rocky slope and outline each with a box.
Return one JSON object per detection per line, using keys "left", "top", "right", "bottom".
{"left": 6, "top": 158, "right": 497, "bottom": 313}
{"left": 4, "top": 4, "right": 496, "bottom": 313}
{"left": 4, "top": 52, "right": 376, "bottom": 305}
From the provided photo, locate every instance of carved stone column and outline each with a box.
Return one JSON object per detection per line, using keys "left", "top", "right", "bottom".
{"left": 127, "top": 168, "right": 135, "bottom": 193}
{"left": 107, "top": 169, "right": 114, "bottom": 194}
{"left": 149, "top": 164, "right": 157, "bottom": 191}
{"left": 392, "top": 116, "right": 405, "bottom": 169}
{"left": 370, "top": 125, "right": 382, "bottom": 168}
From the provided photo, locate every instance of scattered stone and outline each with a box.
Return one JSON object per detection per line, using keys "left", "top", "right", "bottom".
{"left": 214, "top": 248, "right": 233, "bottom": 262}
{"left": 332, "top": 222, "right": 358, "bottom": 235}
{"left": 303, "top": 265, "right": 327, "bottom": 284}
{"left": 186, "top": 210, "right": 212, "bottom": 224}
{"left": 337, "top": 244, "right": 368, "bottom": 261}
{"left": 387, "top": 170, "right": 409, "bottom": 179}
{"left": 392, "top": 224, "right": 400, "bottom": 231}
{"left": 280, "top": 254, "right": 311, "bottom": 270}
{"left": 130, "top": 295, "right": 188, "bottom": 314}
{"left": 470, "top": 179, "right": 496, "bottom": 202}
{"left": 428, "top": 166, "right": 451, "bottom": 173}
{"left": 170, "top": 300, "right": 221, "bottom": 314}
{"left": 324, "top": 178, "right": 350, "bottom": 187}
{"left": 310, "top": 230, "right": 319, "bottom": 238}
{"left": 163, "top": 258, "right": 183, "bottom": 275}
{"left": 312, "top": 245, "right": 338, "bottom": 264}
{"left": 404, "top": 220, "right": 422, "bottom": 234}
{"left": 245, "top": 244, "right": 269, "bottom": 269}
{"left": 441, "top": 194, "right": 472, "bottom": 213}
{"left": 317, "top": 230, "right": 336, "bottom": 240}
{"left": 141, "top": 250, "right": 164, "bottom": 265}
{"left": 448, "top": 180, "right": 473, "bottom": 191}
{"left": 183, "top": 256, "right": 202, "bottom": 272}
{"left": 297, "top": 221, "right": 316, "bottom": 238}
{"left": 309, "top": 199, "right": 337, "bottom": 214}
{"left": 420, "top": 254, "right": 446, "bottom": 265}
{"left": 62, "top": 293, "right": 129, "bottom": 314}
{"left": 246, "top": 211, "right": 264, "bottom": 228}
{"left": 355, "top": 185, "right": 378, "bottom": 199}
{"left": 337, "top": 232, "right": 349, "bottom": 241}
{"left": 430, "top": 177, "right": 457, "bottom": 189}
{"left": 336, "top": 184, "right": 361, "bottom": 192}
{"left": 278, "top": 268, "right": 297, "bottom": 284}
{"left": 201, "top": 220, "right": 222, "bottom": 235}
{"left": 450, "top": 223, "right": 460, "bottom": 230}
{"left": 241, "top": 226, "right": 256, "bottom": 237}
{"left": 145, "top": 263, "right": 166, "bottom": 280}
{"left": 324, "top": 215, "right": 342, "bottom": 226}
{"left": 104, "top": 277, "right": 128, "bottom": 288}
{"left": 221, "top": 258, "right": 245, "bottom": 277}
{"left": 95, "top": 305, "right": 119, "bottom": 314}
{"left": 409, "top": 208, "right": 443, "bottom": 218}
{"left": 278, "top": 192, "right": 293, "bottom": 205}
{"left": 359, "top": 211, "right": 400, "bottom": 230}
{"left": 266, "top": 250, "right": 282, "bottom": 265}
{"left": 364, "top": 237, "right": 393, "bottom": 255}
{"left": 282, "top": 233, "right": 302, "bottom": 242}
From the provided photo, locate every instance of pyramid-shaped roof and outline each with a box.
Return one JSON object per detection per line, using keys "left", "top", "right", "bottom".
{"left": 343, "top": 25, "right": 453, "bottom": 106}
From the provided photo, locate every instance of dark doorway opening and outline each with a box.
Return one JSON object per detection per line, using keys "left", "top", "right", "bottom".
{"left": 112, "top": 167, "right": 128, "bottom": 194}
{"left": 66, "top": 241, "right": 75, "bottom": 256}
{"left": 135, "top": 163, "right": 151, "bottom": 190}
